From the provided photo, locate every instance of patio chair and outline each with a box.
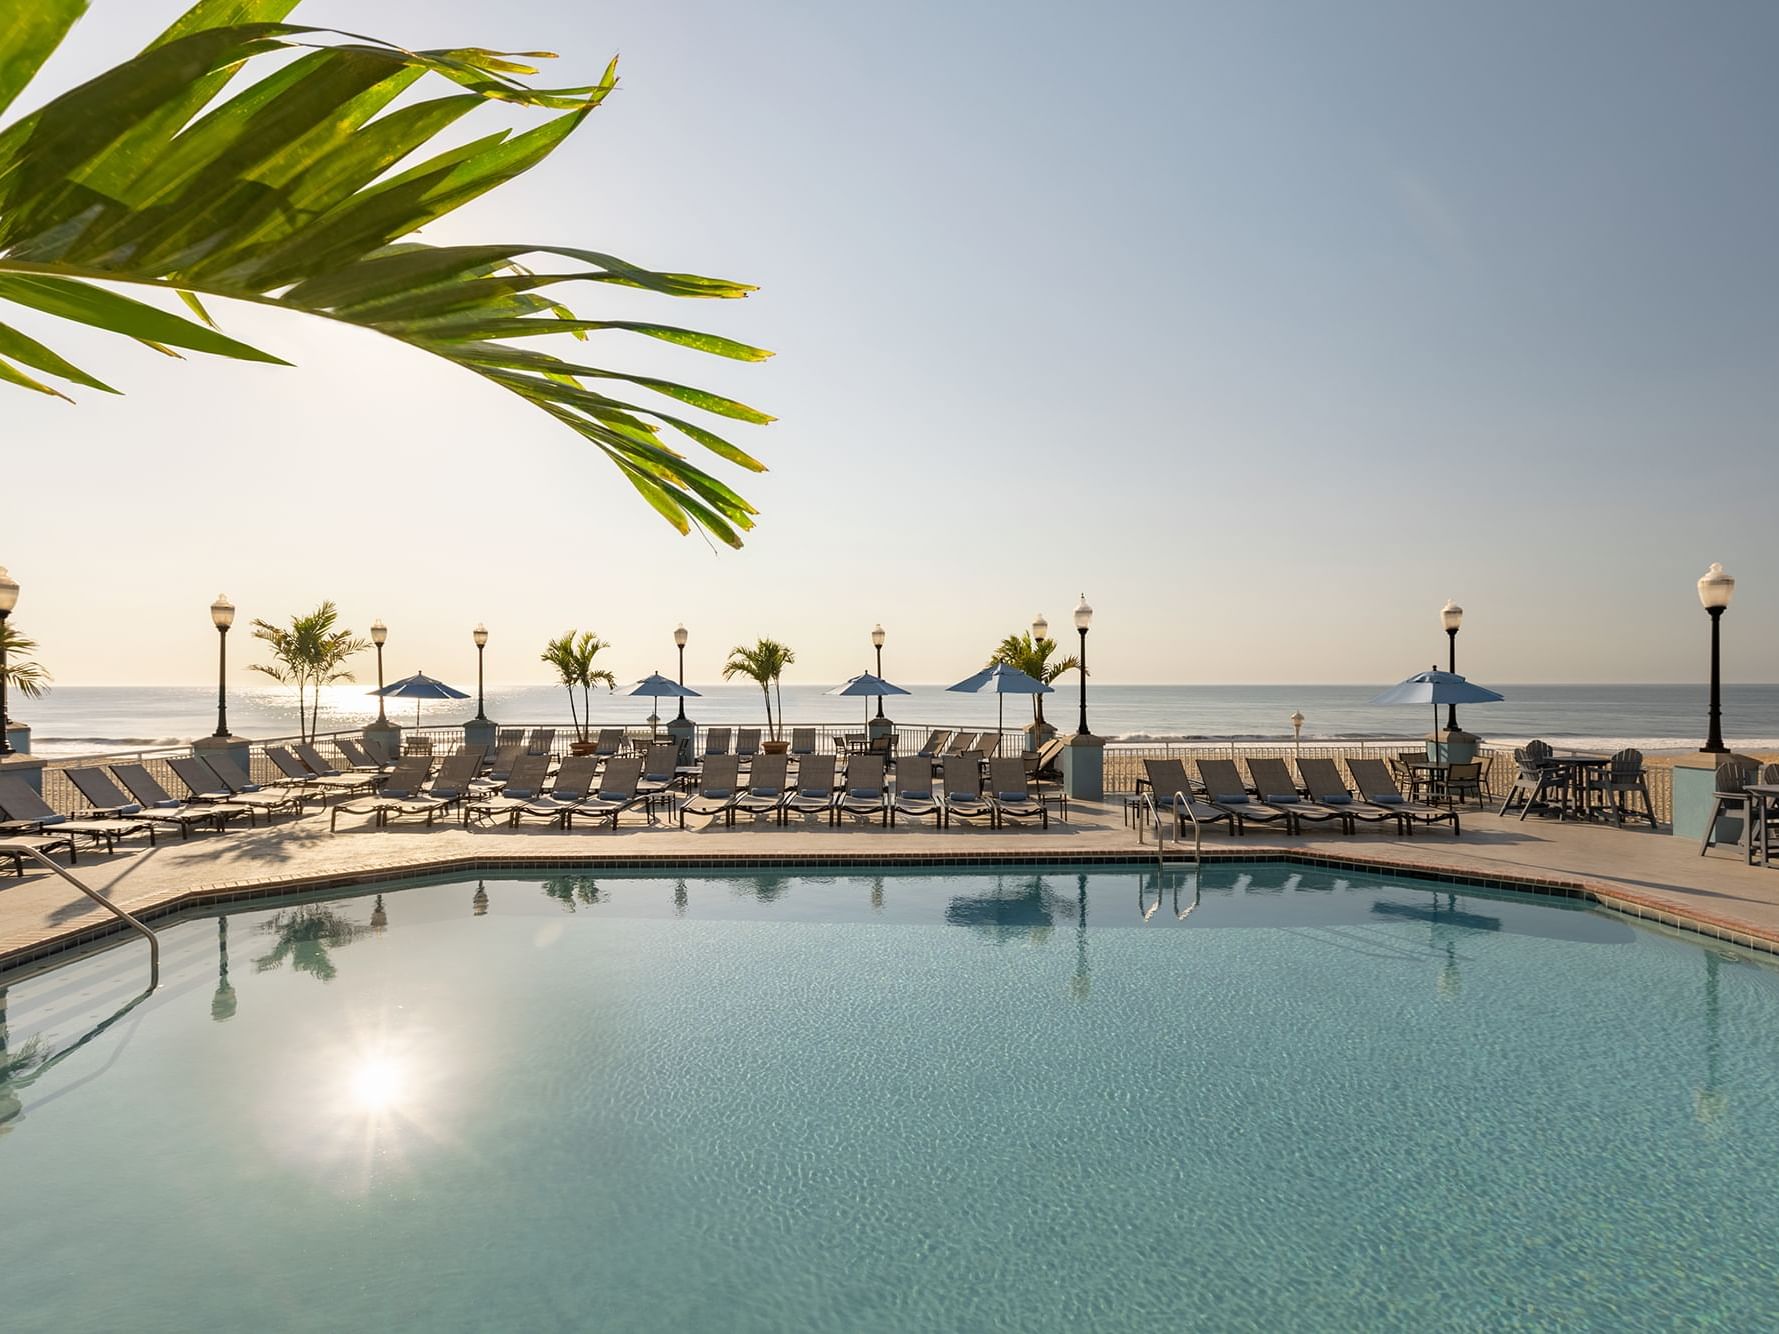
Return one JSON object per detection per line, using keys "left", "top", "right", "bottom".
{"left": 0, "top": 776, "right": 156, "bottom": 853}
{"left": 334, "top": 737, "right": 388, "bottom": 772}
{"left": 703, "top": 727, "right": 732, "bottom": 758}
{"left": 1032, "top": 737, "right": 1066, "bottom": 781}
{"left": 519, "top": 756, "right": 599, "bottom": 828}
{"left": 914, "top": 730, "right": 951, "bottom": 760}
{"left": 635, "top": 741, "right": 681, "bottom": 818}
{"left": 1346, "top": 759, "right": 1461, "bottom": 836}
{"left": 1498, "top": 749, "right": 1567, "bottom": 821}
{"left": 169, "top": 755, "right": 307, "bottom": 820}
{"left": 290, "top": 744, "right": 380, "bottom": 795}
{"left": 330, "top": 757, "right": 438, "bottom": 830}
{"left": 680, "top": 755, "right": 741, "bottom": 827}
{"left": 525, "top": 728, "right": 556, "bottom": 756}
{"left": 891, "top": 757, "right": 941, "bottom": 826}
{"left": 402, "top": 735, "right": 433, "bottom": 757}
{"left": 1295, "top": 759, "right": 1402, "bottom": 833}
{"left": 735, "top": 728, "right": 761, "bottom": 761}
{"left": 212, "top": 749, "right": 327, "bottom": 808}
{"left": 734, "top": 754, "right": 790, "bottom": 822}
{"left": 1139, "top": 759, "right": 1237, "bottom": 836}
{"left": 0, "top": 831, "right": 81, "bottom": 874}
{"left": 987, "top": 757, "right": 1047, "bottom": 829}
{"left": 593, "top": 728, "right": 626, "bottom": 758}
{"left": 463, "top": 752, "right": 552, "bottom": 827}
{"left": 976, "top": 733, "right": 1001, "bottom": 761}
{"left": 1474, "top": 753, "right": 1495, "bottom": 799}
{"left": 1524, "top": 739, "right": 1553, "bottom": 762}
{"left": 835, "top": 755, "right": 888, "bottom": 826}
{"left": 945, "top": 732, "right": 980, "bottom": 756}
{"left": 784, "top": 755, "right": 837, "bottom": 823}
{"left": 473, "top": 743, "right": 523, "bottom": 793}
{"left": 113, "top": 763, "right": 255, "bottom": 830}
{"left": 1196, "top": 759, "right": 1297, "bottom": 834}
{"left": 1245, "top": 757, "right": 1351, "bottom": 834}
{"left": 940, "top": 754, "right": 995, "bottom": 827}
{"left": 67, "top": 767, "right": 235, "bottom": 838}
{"left": 789, "top": 728, "right": 818, "bottom": 758}
{"left": 1587, "top": 749, "right": 1657, "bottom": 827}
{"left": 1700, "top": 759, "right": 1759, "bottom": 859}
{"left": 1434, "top": 760, "right": 1484, "bottom": 808}
{"left": 1391, "top": 753, "right": 1426, "bottom": 801}
{"left": 497, "top": 727, "right": 525, "bottom": 749}
{"left": 570, "top": 757, "right": 649, "bottom": 829}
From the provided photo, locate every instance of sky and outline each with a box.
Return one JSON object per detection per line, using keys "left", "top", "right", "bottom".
{"left": 5, "top": 1, "right": 1777, "bottom": 687}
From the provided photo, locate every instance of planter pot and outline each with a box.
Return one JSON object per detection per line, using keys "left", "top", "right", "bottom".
{"left": 569, "top": 740, "right": 597, "bottom": 757}
{"left": 761, "top": 740, "right": 790, "bottom": 755}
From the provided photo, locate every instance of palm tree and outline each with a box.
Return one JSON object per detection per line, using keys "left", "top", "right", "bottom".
{"left": 0, "top": 623, "right": 52, "bottom": 701}
{"left": 722, "top": 638, "right": 796, "bottom": 741}
{"left": 0, "top": 1, "right": 772, "bottom": 547}
{"left": 987, "top": 631, "right": 1080, "bottom": 727}
{"left": 248, "top": 602, "right": 367, "bottom": 741}
{"left": 540, "top": 631, "right": 617, "bottom": 744}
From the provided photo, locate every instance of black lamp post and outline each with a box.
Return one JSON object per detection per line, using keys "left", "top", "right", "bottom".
{"left": 472, "top": 622, "right": 489, "bottom": 722}
{"left": 871, "top": 623, "right": 886, "bottom": 717}
{"left": 674, "top": 622, "right": 688, "bottom": 719}
{"left": 1440, "top": 599, "right": 1463, "bottom": 733}
{"left": 0, "top": 567, "right": 18, "bottom": 757}
{"left": 1073, "top": 594, "right": 1093, "bottom": 735}
{"left": 1698, "top": 563, "right": 1734, "bottom": 754}
{"left": 370, "top": 618, "right": 388, "bottom": 723}
{"left": 209, "top": 593, "right": 235, "bottom": 738}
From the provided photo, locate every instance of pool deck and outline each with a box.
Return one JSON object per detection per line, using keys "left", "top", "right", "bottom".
{"left": 4, "top": 797, "right": 1778, "bottom": 973}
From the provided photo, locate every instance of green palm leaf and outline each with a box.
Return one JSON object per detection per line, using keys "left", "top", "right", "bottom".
{"left": 0, "top": 2, "right": 770, "bottom": 546}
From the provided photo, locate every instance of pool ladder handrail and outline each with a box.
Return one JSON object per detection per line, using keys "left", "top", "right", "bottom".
{"left": 1136, "top": 789, "right": 1202, "bottom": 870}
{"left": 10, "top": 846, "right": 159, "bottom": 988}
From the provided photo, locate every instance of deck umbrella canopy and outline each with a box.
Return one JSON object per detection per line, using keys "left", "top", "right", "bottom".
{"left": 370, "top": 671, "right": 471, "bottom": 727}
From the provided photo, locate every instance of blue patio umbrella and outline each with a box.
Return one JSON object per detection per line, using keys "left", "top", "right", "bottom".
{"left": 1369, "top": 668, "right": 1505, "bottom": 738}
{"left": 370, "top": 670, "right": 470, "bottom": 727}
{"left": 946, "top": 663, "right": 1053, "bottom": 736}
{"left": 828, "top": 672, "right": 911, "bottom": 724}
{"left": 623, "top": 672, "right": 700, "bottom": 738}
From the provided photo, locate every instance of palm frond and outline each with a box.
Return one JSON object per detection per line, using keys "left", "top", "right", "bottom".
{"left": 0, "top": 1, "right": 770, "bottom": 546}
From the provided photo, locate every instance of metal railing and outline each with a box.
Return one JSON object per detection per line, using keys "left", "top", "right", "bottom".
{"left": 8, "top": 845, "right": 160, "bottom": 987}
{"left": 1136, "top": 789, "right": 1203, "bottom": 870}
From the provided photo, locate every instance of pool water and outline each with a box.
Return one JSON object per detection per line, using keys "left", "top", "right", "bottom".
{"left": 3, "top": 865, "right": 1778, "bottom": 1331}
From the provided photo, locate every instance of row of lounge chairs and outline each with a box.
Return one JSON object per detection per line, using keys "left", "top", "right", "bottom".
{"left": 1140, "top": 757, "right": 1461, "bottom": 837}
{"left": 674, "top": 754, "right": 1052, "bottom": 828}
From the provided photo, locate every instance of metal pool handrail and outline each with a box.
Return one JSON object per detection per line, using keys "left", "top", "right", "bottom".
{"left": 1135, "top": 789, "right": 1203, "bottom": 871}
{"left": 9, "top": 846, "right": 159, "bottom": 988}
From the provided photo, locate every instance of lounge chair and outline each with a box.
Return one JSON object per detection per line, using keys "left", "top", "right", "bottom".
{"left": 703, "top": 727, "right": 731, "bottom": 758}
{"left": 462, "top": 752, "right": 552, "bottom": 827}
{"left": 735, "top": 728, "right": 761, "bottom": 762}
{"left": 1032, "top": 737, "right": 1066, "bottom": 781}
{"left": 680, "top": 755, "right": 741, "bottom": 827}
{"left": 913, "top": 729, "right": 951, "bottom": 760}
{"left": 891, "top": 757, "right": 941, "bottom": 826}
{"left": 0, "top": 831, "right": 81, "bottom": 874}
{"left": 636, "top": 741, "right": 680, "bottom": 814}
{"left": 168, "top": 755, "right": 307, "bottom": 820}
{"left": 517, "top": 755, "right": 599, "bottom": 827}
{"left": 987, "top": 757, "right": 1046, "bottom": 828}
{"left": 1246, "top": 758, "right": 1351, "bottom": 834}
{"left": 294, "top": 742, "right": 380, "bottom": 794}
{"left": 1195, "top": 760, "right": 1297, "bottom": 834}
{"left": 66, "top": 766, "right": 235, "bottom": 838}
{"left": 940, "top": 754, "right": 994, "bottom": 827}
{"left": 1140, "top": 759, "right": 1239, "bottom": 836}
{"left": 976, "top": 733, "right": 1001, "bottom": 760}
{"left": 114, "top": 763, "right": 255, "bottom": 830}
{"left": 212, "top": 749, "right": 324, "bottom": 808}
{"left": 1346, "top": 759, "right": 1461, "bottom": 836}
{"left": 789, "top": 728, "right": 818, "bottom": 758}
{"left": 0, "top": 776, "right": 156, "bottom": 852}
{"left": 402, "top": 735, "right": 433, "bottom": 757}
{"left": 417, "top": 751, "right": 481, "bottom": 817}
{"left": 525, "top": 728, "right": 556, "bottom": 756}
{"left": 734, "top": 754, "right": 790, "bottom": 822}
{"left": 784, "top": 755, "right": 837, "bottom": 823}
{"left": 497, "top": 727, "right": 525, "bottom": 749}
{"left": 334, "top": 736, "right": 389, "bottom": 772}
{"left": 473, "top": 744, "right": 523, "bottom": 794}
{"left": 835, "top": 755, "right": 887, "bottom": 826}
{"left": 1295, "top": 759, "right": 1402, "bottom": 833}
{"left": 593, "top": 728, "right": 625, "bottom": 758}
{"left": 330, "top": 757, "right": 437, "bottom": 830}
{"left": 570, "top": 757, "right": 648, "bottom": 829}
{"left": 945, "top": 731, "right": 980, "bottom": 756}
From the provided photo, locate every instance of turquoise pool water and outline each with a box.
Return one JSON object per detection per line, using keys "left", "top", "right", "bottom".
{"left": 3, "top": 865, "right": 1778, "bottom": 1331}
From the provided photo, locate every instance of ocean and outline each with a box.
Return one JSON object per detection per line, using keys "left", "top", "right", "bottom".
{"left": 14, "top": 683, "right": 1779, "bottom": 760}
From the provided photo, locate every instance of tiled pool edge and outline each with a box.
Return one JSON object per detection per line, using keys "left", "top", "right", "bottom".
{"left": 7, "top": 845, "right": 1779, "bottom": 977}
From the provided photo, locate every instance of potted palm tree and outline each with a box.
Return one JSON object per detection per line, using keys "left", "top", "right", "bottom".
{"left": 0, "top": 622, "right": 51, "bottom": 752}
{"left": 541, "top": 631, "right": 617, "bottom": 753}
{"left": 723, "top": 638, "right": 795, "bottom": 751}
{"left": 988, "top": 628, "right": 1079, "bottom": 748}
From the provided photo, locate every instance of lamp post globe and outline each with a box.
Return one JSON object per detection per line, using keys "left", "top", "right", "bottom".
{"left": 870, "top": 623, "right": 886, "bottom": 716}
{"left": 1440, "top": 599, "right": 1464, "bottom": 732}
{"left": 370, "top": 618, "right": 388, "bottom": 723}
{"left": 673, "top": 622, "right": 689, "bottom": 719}
{"left": 1290, "top": 709, "right": 1305, "bottom": 760}
{"left": 1032, "top": 613, "right": 1048, "bottom": 644}
{"left": 209, "top": 593, "right": 235, "bottom": 739}
{"left": 472, "top": 623, "right": 489, "bottom": 722}
{"left": 1698, "top": 563, "right": 1735, "bottom": 753}
{"left": 0, "top": 568, "right": 18, "bottom": 756}
{"left": 1073, "top": 595, "right": 1093, "bottom": 735}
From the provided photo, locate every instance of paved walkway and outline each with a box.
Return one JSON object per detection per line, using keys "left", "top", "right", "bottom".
{"left": 5, "top": 797, "right": 1778, "bottom": 971}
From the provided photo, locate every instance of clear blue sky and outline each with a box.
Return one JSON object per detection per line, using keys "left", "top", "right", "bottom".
{"left": 8, "top": 1, "right": 1777, "bottom": 685}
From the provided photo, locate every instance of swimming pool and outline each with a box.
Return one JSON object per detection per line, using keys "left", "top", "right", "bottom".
{"left": 4, "top": 864, "right": 1777, "bottom": 1331}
